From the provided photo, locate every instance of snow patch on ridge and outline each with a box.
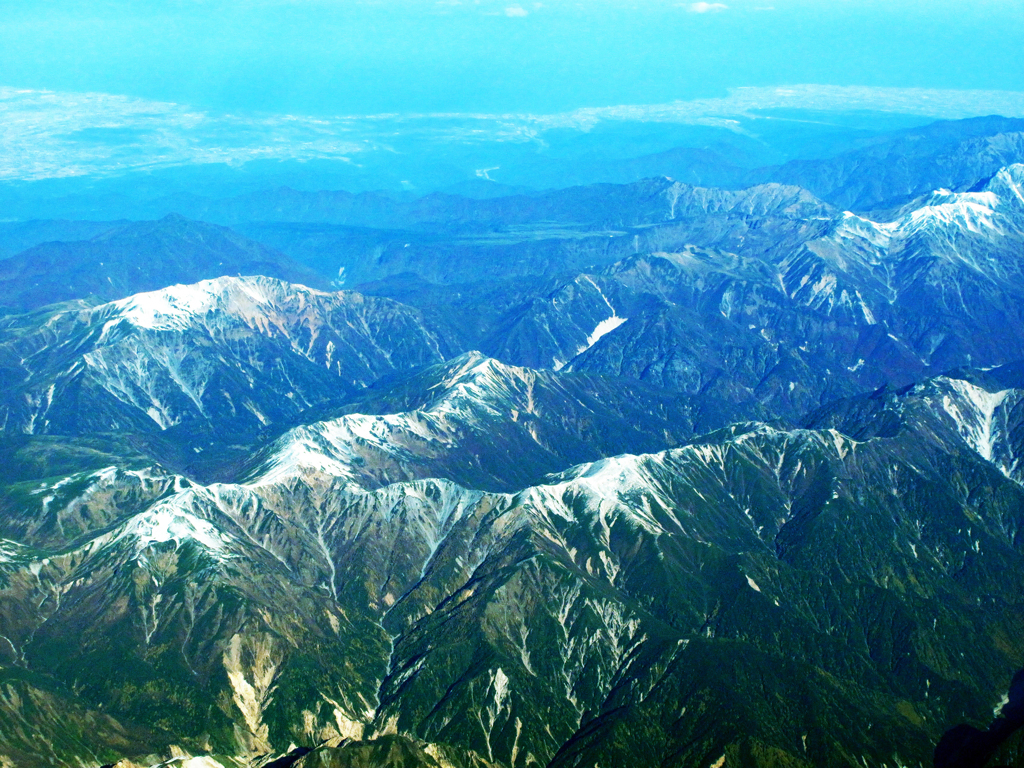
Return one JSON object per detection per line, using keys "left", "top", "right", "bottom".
{"left": 257, "top": 428, "right": 356, "bottom": 485}
{"left": 428, "top": 354, "right": 528, "bottom": 419}
{"left": 558, "top": 276, "right": 627, "bottom": 370}
{"left": 524, "top": 452, "right": 670, "bottom": 536}
{"left": 107, "top": 275, "right": 326, "bottom": 332}
{"left": 994, "top": 692, "right": 1011, "bottom": 718}
{"left": 115, "top": 498, "right": 234, "bottom": 557}
{"left": 937, "top": 378, "right": 1012, "bottom": 468}
{"left": 254, "top": 354, "right": 540, "bottom": 484}
{"left": 829, "top": 167, "right": 1024, "bottom": 259}
{"left": 0, "top": 539, "right": 31, "bottom": 564}
{"left": 111, "top": 280, "right": 228, "bottom": 330}
{"left": 901, "top": 190, "right": 1001, "bottom": 236}
{"left": 833, "top": 212, "right": 897, "bottom": 248}
{"left": 256, "top": 411, "right": 447, "bottom": 485}
{"left": 995, "top": 164, "right": 1024, "bottom": 207}
{"left": 585, "top": 315, "right": 628, "bottom": 350}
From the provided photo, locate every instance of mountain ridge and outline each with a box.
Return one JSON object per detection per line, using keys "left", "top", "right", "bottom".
{"left": 3, "top": 155, "right": 1024, "bottom": 768}
{"left": 4, "top": 360, "right": 1024, "bottom": 767}
{"left": 0, "top": 215, "right": 327, "bottom": 312}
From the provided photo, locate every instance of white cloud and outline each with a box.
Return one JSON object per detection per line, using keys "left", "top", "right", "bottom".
{"left": 6, "top": 84, "right": 1024, "bottom": 182}
{"left": 0, "top": 87, "right": 368, "bottom": 181}
{"left": 687, "top": 2, "right": 728, "bottom": 12}
{"left": 504, "top": 5, "right": 528, "bottom": 16}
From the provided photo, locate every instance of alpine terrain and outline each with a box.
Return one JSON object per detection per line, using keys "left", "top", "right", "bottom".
{"left": 2, "top": 119, "right": 1024, "bottom": 768}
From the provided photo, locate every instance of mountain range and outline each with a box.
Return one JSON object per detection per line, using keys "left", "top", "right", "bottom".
{"left": 2, "top": 116, "right": 1024, "bottom": 768}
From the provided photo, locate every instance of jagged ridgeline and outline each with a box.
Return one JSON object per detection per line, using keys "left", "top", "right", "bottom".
{"left": 3, "top": 158, "right": 1024, "bottom": 767}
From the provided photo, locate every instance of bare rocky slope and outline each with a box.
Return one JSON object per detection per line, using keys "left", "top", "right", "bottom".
{"left": 3, "top": 164, "right": 1024, "bottom": 768}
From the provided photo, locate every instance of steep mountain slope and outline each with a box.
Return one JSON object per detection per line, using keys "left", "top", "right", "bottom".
{"left": 804, "top": 362, "right": 1024, "bottom": 486}
{"left": 0, "top": 215, "right": 326, "bottom": 311}
{"left": 361, "top": 166, "right": 1024, "bottom": 432}
{"left": 0, "top": 276, "right": 451, "bottom": 479}
{"left": 0, "top": 474, "right": 390, "bottom": 764}
{"left": 803, "top": 165, "right": 1024, "bottom": 375}
{"left": 762, "top": 116, "right": 1024, "bottom": 212}
{"left": 3, "top": 361, "right": 1024, "bottom": 768}
{"left": 5, "top": 154, "right": 1024, "bottom": 768}
{"left": 473, "top": 247, "right": 883, "bottom": 428}
{"left": 371, "top": 415, "right": 1024, "bottom": 768}
{"left": 261, "top": 351, "right": 698, "bottom": 493}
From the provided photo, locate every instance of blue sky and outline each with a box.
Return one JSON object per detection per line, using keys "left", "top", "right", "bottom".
{"left": 2, "top": 0, "right": 1023, "bottom": 115}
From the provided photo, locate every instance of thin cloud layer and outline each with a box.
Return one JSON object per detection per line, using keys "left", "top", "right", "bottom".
{"left": 504, "top": 5, "right": 528, "bottom": 16}
{"left": 4, "top": 84, "right": 1024, "bottom": 181}
{"left": 687, "top": 2, "right": 728, "bottom": 13}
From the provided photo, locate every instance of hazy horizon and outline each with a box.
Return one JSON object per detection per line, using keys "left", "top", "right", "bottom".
{"left": 3, "top": 0, "right": 1024, "bottom": 117}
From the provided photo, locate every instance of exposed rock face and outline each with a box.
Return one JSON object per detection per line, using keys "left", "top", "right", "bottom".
{"left": 3, "top": 165, "right": 1024, "bottom": 768}
{"left": 390, "top": 165, "right": 1024, "bottom": 432}
{"left": 3, "top": 359, "right": 1024, "bottom": 767}
{"left": 0, "top": 276, "right": 451, "bottom": 462}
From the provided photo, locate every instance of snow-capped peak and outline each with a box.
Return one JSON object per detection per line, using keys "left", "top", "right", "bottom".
{"left": 113, "top": 494, "right": 235, "bottom": 557}
{"left": 989, "top": 163, "right": 1024, "bottom": 207}
{"left": 825, "top": 164, "right": 1024, "bottom": 261}
{"left": 251, "top": 353, "right": 535, "bottom": 485}
{"left": 899, "top": 188, "right": 1002, "bottom": 236}
{"left": 426, "top": 353, "right": 534, "bottom": 417}
{"left": 107, "top": 275, "right": 325, "bottom": 331}
{"left": 832, "top": 212, "right": 897, "bottom": 248}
